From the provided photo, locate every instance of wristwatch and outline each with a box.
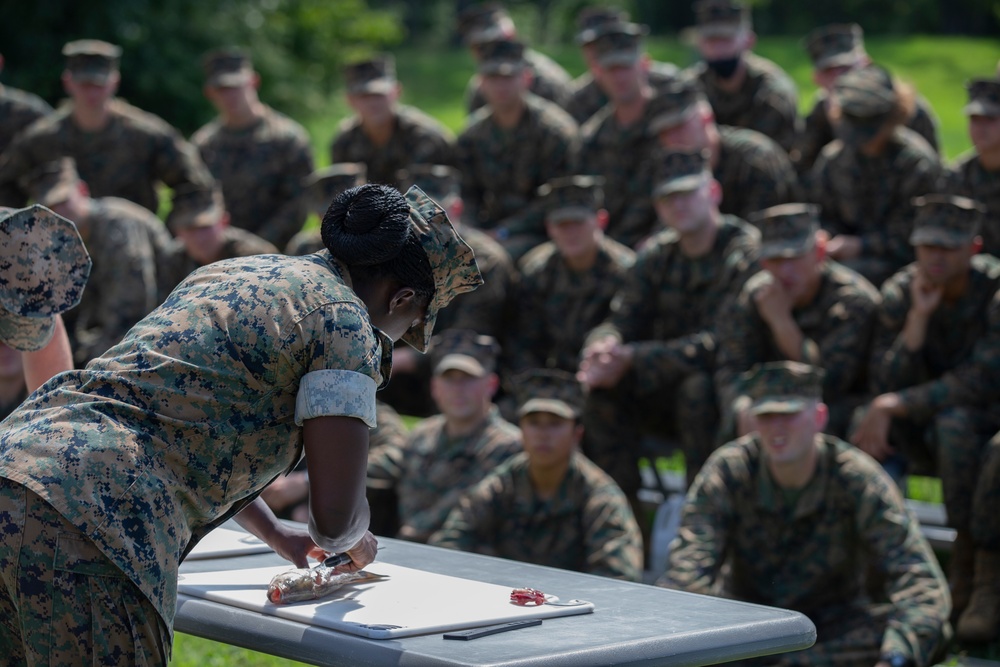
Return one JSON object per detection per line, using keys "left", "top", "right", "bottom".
{"left": 882, "top": 652, "right": 914, "bottom": 667}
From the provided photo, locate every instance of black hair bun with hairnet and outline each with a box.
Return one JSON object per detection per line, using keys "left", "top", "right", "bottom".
{"left": 321, "top": 183, "right": 411, "bottom": 266}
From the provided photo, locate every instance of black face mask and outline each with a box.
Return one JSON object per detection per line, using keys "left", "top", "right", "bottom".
{"left": 706, "top": 56, "right": 741, "bottom": 80}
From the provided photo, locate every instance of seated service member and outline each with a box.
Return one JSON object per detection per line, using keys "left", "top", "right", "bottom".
{"left": 579, "top": 148, "right": 759, "bottom": 494}
{"left": 193, "top": 48, "right": 315, "bottom": 250}
{"left": 648, "top": 77, "right": 799, "bottom": 222}
{"left": 686, "top": 0, "right": 799, "bottom": 154}
{"left": 511, "top": 175, "right": 635, "bottom": 375}
{"left": 0, "top": 184, "right": 483, "bottom": 663}
{"left": 394, "top": 328, "right": 521, "bottom": 543}
{"left": 714, "top": 203, "right": 880, "bottom": 440}
{"left": 794, "top": 23, "right": 940, "bottom": 175}
{"left": 329, "top": 54, "right": 455, "bottom": 191}
{"left": 430, "top": 369, "right": 643, "bottom": 582}
{"left": 0, "top": 52, "right": 52, "bottom": 155}
{"left": 851, "top": 195, "right": 1000, "bottom": 638}
{"left": 284, "top": 163, "right": 367, "bottom": 256}
{"left": 660, "top": 362, "right": 950, "bottom": 667}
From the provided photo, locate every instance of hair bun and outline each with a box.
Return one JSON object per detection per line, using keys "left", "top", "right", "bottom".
{"left": 321, "top": 184, "right": 411, "bottom": 266}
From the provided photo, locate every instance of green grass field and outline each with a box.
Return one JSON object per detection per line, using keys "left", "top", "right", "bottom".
{"left": 174, "top": 35, "right": 996, "bottom": 665}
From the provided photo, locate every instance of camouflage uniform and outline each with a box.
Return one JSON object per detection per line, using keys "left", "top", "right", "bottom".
{"left": 365, "top": 400, "right": 410, "bottom": 537}
{"left": 661, "top": 428, "right": 950, "bottom": 666}
{"left": 947, "top": 79, "right": 1000, "bottom": 257}
{"left": 567, "top": 61, "right": 679, "bottom": 126}
{"left": 0, "top": 83, "right": 52, "bottom": 156}
{"left": 0, "top": 186, "right": 481, "bottom": 655}
{"left": 159, "top": 226, "right": 278, "bottom": 298}
{"left": 715, "top": 206, "right": 881, "bottom": 437}
{"left": 284, "top": 163, "right": 367, "bottom": 256}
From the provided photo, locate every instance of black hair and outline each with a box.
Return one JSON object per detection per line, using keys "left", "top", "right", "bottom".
{"left": 321, "top": 184, "right": 435, "bottom": 301}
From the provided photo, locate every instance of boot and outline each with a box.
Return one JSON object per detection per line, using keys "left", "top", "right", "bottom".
{"left": 956, "top": 549, "right": 1000, "bottom": 643}
{"left": 949, "top": 529, "right": 975, "bottom": 623}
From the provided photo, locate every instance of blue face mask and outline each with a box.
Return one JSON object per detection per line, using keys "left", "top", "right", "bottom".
{"left": 706, "top": 55, "right": 741, "bottom": 79}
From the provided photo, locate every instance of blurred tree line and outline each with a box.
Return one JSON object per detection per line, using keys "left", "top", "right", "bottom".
{"left": 1, "top": 0, "right": 996, "bottom": 135}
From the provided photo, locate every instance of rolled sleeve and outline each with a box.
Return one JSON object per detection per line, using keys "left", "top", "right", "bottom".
{"left": 295, "top": 369, "right": 378, "bottom": 427}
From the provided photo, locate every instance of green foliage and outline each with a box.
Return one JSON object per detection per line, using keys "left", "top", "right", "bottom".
{"left": 172, "top": 633, "right": 308, "bottom": 666}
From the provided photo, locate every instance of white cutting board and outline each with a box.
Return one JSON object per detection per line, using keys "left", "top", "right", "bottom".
{"left": 185, "top": 528, "right": 273, "bottom": 560}
{"left": 177, "top": 562, "right": 595, "bottom": 639}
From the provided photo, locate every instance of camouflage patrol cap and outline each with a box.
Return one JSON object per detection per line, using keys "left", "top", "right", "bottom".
{"left": 742, "top": 361, "right": 825, "bottom": 415}
{"left": 457, "top": 3, "right": 511, "bottom": 46}
{"left": 804, "top": 23, "right": 865, "bottom": 70}
{"left": 693, "top": 0, "right": 751, "bottom": 36}
{"left": 964, "top": 79, "right": 1000, "bottom": 118}
{"left": 652, "top": 148, "right": 711, "bottom": 198}
{"left": 477, "top": 39, "right": 526, "bottom": 75}
{"left": 203, "top": 47, "right": 254, "bottom": 87}
{"left": 538, "top": 175, "right": 605, "bottom": 223}
{"left": 515, "top": 369, "right": 585, "bottom": 420}
{"left": 430, "top": 328, "right": 501, "bottom": 377}
{"left": 751, "top": 203, "right": 820, "bottom": 259}
{"left": 909, "top": 194, "right": 984, "bottom": 248}
{"left": 647, "top": 79, "right": 707, "bottom": 136}
{"left": 62, "top": 39, "right": 121, "bottom": 84}
{"left": 302, "top": 163, "right": 367, "bottom": 216}
{"left": 344, "top": 55, "right": 397, "bottom": 95}
{"left": 22, "top": 158, "right": 80, "bottom": 207}
{"left": 834, "top": 65, "right": 895, "bottom": 118}
{"left": 591, "top": 25, "right": 647, "bottom": 68}
{"left": 397, "top": 164, "right": 461, "bottom": 204}
{"left": 575, "top": 7, "right": 630, "bottom": 46}
{"left": 400, "top": 186, "right": 484, "bottom": 352}
{"left": 166, "top": 186, "right": 225, "bottom": 231}
{"left": 0, "top": 205, "right": 92, "bottom": 352}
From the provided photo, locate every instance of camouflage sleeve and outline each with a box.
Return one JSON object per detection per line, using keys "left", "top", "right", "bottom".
{"left": 870, "top": 273, "right": 927, "bottom": 394}
{"left": 811, "top": 284, "right": 879, "bottom": 398}
{"left": 738, "top": 141, "right": 800, "bottom": 217}
{"left": 254, "top": 136, "right": 315, "bottom": 247}
{"left": 793, "top": 99, "right": 831, "bottom": 176}
{"left": 508, "top": 263, "right": 552, "bottom": 372}
{"left": 0, "top": 137, "right": 31, "bottom": 206}
{"left": 495, "top": 124, "right": 575, "bottom": 238}
{"left": 877, "top": 155, "right": 941, "bottom": 269}
{"left": 427, "top": 474, "right": 503, "bottom": 555}
{"left": 630, "top": 334, "right": 716, "bottom": 392}
{"left": 807, "top": 150, "right": 850, "bottom": 239}
{"left": 150, "top": 128, "right": 217, "bottom": 209}
{"left": 855, "top": 461, "right": 950, "bottom": 665}
{"left": 366, "top": 401, "right": 409, "bottom": 485}
{"left": 609, "top": 155, "right": 657, "bottom": 249}
{"left": 713, "top": 275, "right": 771, "bottom": 412}
{"left": 911, "top": 102, "right": 941, "bottom": 155}
{"left": 753, "top": 88, "right": 800, "bottom": 155}
{"left": 456, "top": 132, "right": 485, "bottom": 228}
{"left": 585, "top": 244, "right": 659, "bottom": 346}
{"left": 658, "top": 453, "right": 733, "bottom": 593}
{"left": 581, "top": 482, "right": 644, "bottom": 581}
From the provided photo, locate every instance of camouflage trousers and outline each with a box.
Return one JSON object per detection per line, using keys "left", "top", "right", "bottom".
{"left": 582, "top": 370, "right": 718, "bottom": 498}
{"left": 0, "top": 476, "right": 170, "bottom": 666}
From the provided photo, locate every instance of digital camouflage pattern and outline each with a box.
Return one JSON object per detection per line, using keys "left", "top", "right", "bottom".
{"left": 456, "top": 93, "right": 578, "bottom": 259}
{"left": 742, "top": 360, "right": 825, "bottom": 414}
{"left": 0, "top": 250, "right": 393, "bottom": 630}
{"left": 0, "top": 83, "right": 52, "bottom": 156}
{"left": 908, "top": 193, "right": 983, "bottom": 247}
{"left": 808, "top": 126, "right": 942, "bottom": 286}
{"left": 752, "top": 202, "right": 820, "bottom": 258}
{"left": 329, "top": 104, "right": 455, "bottom": 190}
{"left": 714, "top": 125, "right": 800, "bottom": 220}
{"left": 429, "top": 451, "right": 644, "bottom": 582}
{"left": 660, "top": 434, "right": 951, "bottom": 667}
{"left": 567, "top": 60, "right": 680, "bottom": 126}
{"left": 693, "top": 0, "right": 750, "bottom": 36}
{"left": 0, "top": 205, "right": 91, "bottom": 352}
{"left": 947, "top": 152, "right": 1000, "bottom": 257}
{"left": 689, "top": 52, "right": 800, "bottom": 154}
{"left": 513, "top": 368, "right": 585, "bottom": 418}
{"left": 0, "top": 99, "right": 215, "bottom": 211}
{"left": 192, "top": 105, "right": 315, "bottom": 249}
{"left": 652, "top": 147, "right": 711, "bottom": 197}
{"left": 803, "top": 23, "right": 864, "bottom": 71}
{"left": 466, "top": 48, "right": 574, "bottom": 115}
{"left": 396, "top": 407, "right": 521, "bottom": 543}
{"left": 714, "top": 260, "right": 880, "bottom": 434}
{"left": 511, "top": 234, "right": 635, "bottom": 373}
{"left": 583, "top": 217, "right": 760, "bottom": 490}
{"left": 343, "top": 55, "right": 396, "bottom": 95}
{"left": 158, "top": 225, "right": 279, "bottom": 298}
{"left": 430, "top": 328, "right": 501, "bottom": 376}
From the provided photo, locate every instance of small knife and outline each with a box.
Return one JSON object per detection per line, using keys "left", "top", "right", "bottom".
{"left": 321, "top": 546, "right": 382, "bottom": 569}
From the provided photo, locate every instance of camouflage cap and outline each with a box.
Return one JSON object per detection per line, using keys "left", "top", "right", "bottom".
{"left": 575, "top": 7, "right": 630, "bottom": 46}
{"left": 652, "top": 148, "right": 711, "bottom": 198}
{"left": 591, "top": 26, "right": 646, "bottom": 68}
{"left": 430, "top": 328, "right": 501, "bottom": 377}
{"left": 400, "top": 186, "right": 484, "bottom": 353}
{"left": 742, "top": 361, "right": 825, "bottom": 415}
{"left": 22, "top": 157, "right": 80, "bottom": 208}
{"left": 302, "top": 163, "right": 367, "bottom": 216}
{"left": 62, "top": 39, "right": 121, "bottom": 84}
{"left": 750, "top": 203, "right": 820, "bottom": 259}
{"left": 203, "top": 47, "right": 254, "bottom": 87}
{"left": 538, "top": 175, "right": 605, "bottom": 223}
{"left": 693, "top": 0, "right": 751, "bottom": 36}
{"left": 834, "top": 65, "right": 895, "bottom": 118}
{"left": 457, "top": 3, "right": 511, "bottom": 46}
{"left": 0, "top": 205, "right": 92, "bottom": 351}
{"left": 647, "top": 79, "right": 706, "bottom": 136}
{"left": 515, "top": 369, "right": 585, "bottom": 420}
{"left": 397, "top": 164, "right": 461, "bottom": 204}
{"left": 804, "top": 23, "right": 865, "bottom": 70}
{"left": 964, "top": 78, "right": 1000, "bottom": 118}
{"left": 344, "top": 55, "right": 397, "bottom": 95}
{"left": 477, "top": 39, "right": 526, "bottom": 75}
{"left": 166, "top": 186, "right": 225, "bottom": 232}
{"left": 909, "top": 194, "right": 984, "bottom": 248}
